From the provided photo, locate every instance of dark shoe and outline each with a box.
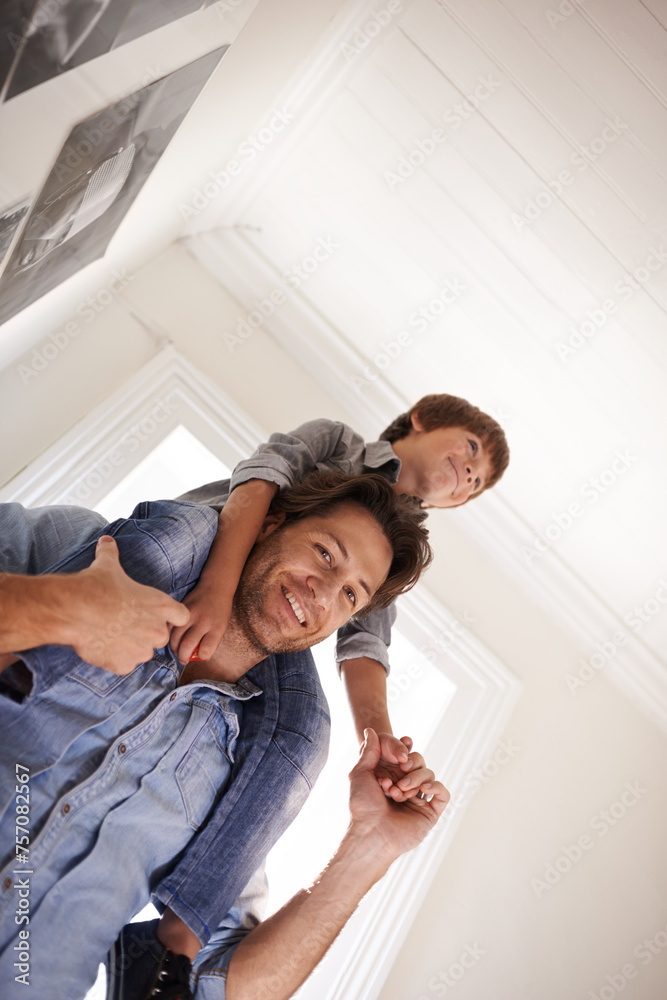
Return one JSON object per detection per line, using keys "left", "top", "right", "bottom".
{"left": 106, "top": 919, "right": 193, "bottom": 1000}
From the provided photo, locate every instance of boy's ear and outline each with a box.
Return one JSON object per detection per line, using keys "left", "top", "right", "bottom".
{"left": 255, "top": 510, "right": 287, "bottom": 542}
{"left": 410, "top": 410, "right": 425, "bottom": 433}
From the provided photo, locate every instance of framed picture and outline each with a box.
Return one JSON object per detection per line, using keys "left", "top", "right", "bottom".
{"left": 0, "top": 45, "right": 227, "bottom": 323}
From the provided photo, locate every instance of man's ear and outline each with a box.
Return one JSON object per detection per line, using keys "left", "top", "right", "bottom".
{"left": 255, "top": 510, "right": 287, "bottom": 543}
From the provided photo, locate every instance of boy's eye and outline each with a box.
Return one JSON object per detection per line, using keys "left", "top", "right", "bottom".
{"left": 474, "top": 477, "right": 481, "bottom": 491}
{"left": 318, "top": 545, "right": 332, "bottom": 564}
{"left": 469, "top": 439, "right": 478, "bottom": 455}
{"left": 344, "top": 586, "right": 357, "bottom": 606}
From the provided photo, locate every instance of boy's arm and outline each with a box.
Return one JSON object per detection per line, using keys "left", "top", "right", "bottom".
{"left": 340, "top": 656, "right": 423, "bottom": 802}
{"left": 0, "top": 536, "right": 189, "bottom": 674}
{"left": 170, "top": 480, "right": 278, "bottom": 663}
{"left": 172, "top": 417, "right": 381, "bottom": 664}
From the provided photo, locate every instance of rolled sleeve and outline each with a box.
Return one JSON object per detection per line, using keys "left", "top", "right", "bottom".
{"left": 229, "top": 418, "right": 368, "bottom": 494}
{"left": 192, "top": 868, "right": 268, "bottom": 999}
{"left": 335, "top": 603, "right": 397, "bottom": 675}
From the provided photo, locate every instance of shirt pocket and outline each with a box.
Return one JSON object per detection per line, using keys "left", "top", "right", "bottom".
{"left": 176, "top": 700, "right": 239, "bottom": 831}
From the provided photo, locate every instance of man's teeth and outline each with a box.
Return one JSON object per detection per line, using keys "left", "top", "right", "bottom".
{"left": 284, "top": 588, "right": 306, "bottom": 625}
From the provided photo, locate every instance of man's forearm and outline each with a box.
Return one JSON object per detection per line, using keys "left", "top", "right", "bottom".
{"left": 226, "top": 827, "right": 391, "bottom": 1000}
{"left": 0, "top": 574, "right": 80, "bottom": 660}
{"left": 0, "top": 537, "right": 189, "bottom": 673}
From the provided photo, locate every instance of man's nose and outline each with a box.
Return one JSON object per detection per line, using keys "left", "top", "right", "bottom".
{"left": 308, "top": 573, "right": 337, "bottom": 613}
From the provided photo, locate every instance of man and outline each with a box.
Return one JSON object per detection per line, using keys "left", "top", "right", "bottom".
{"left": 0, "top": 472, "right": 433, "bottom": 997}
{"left": 110, "top": 728, "right": 448, "bottom": 1000}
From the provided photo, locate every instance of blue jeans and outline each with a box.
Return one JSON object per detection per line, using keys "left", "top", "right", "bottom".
{"left": 0, "top": 502, "right": 330, "bottom": 955}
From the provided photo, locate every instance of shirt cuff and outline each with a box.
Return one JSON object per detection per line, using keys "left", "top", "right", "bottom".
{"left": 335, "top": 633, "right": 391, "bottom": 675}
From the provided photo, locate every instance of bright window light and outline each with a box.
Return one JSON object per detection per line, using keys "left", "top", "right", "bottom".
{"left": 95, "top": 424, "right": 231, "bottom": 521}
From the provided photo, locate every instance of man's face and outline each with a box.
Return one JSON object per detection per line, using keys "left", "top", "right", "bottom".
{"left": 234, "top": 501, "right": 393, "bottom": 656}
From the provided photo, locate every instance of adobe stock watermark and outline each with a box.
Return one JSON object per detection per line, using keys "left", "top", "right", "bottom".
{"left": 448, "top": 739, "right": 521, "bottom": 815}
{"left": 16, "top": 269, "right": 134, "bottom": 385}
{"left": 52, "top": 66, "right": 162, "bottom": 184}
{"left": 213, "top": 0, "right": 248, "bottom": 16}
{"left": 179, "top": 108, "right": 296, "bottom": 220}
{"left": 521, "top": 449, "right": 638, "bottom": 566}
{"left": 340, "top": 0, "right": 407, "bottom": 61}
{"left": 349, "top": 278, "right": 467, "bottom": 391}
{"left": 385, "top": 75, "right": 501, "bottom": 190}
{"left": 566, "top": 578, "right": 667, "bottom": 694}
{"left": 512, "top": 117, "right": 627, "bottom": 232}
{"left": 531, "top": 780, "right": 648, "bottom": 898}
{"left": 555, "top": 245, "right": 667, "bottom": 360}
{"left": 546, "top": 0, "right": 586, "bottom": 30}
{"left": 586, "top": 919, "right": 667, "bottom": 1000}
{"left": 223, "top": 236, "right": 340, "bottom": 353}
{"left": 416, "top": 943, "right": 486, "bottom": 998}
{"left": 62, "top": 394, "right": 179, "bottom": 505}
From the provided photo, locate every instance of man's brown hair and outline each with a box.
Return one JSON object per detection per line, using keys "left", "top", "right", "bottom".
{"left": 270, "top": 470, "right": 432, "bottom": 615}
{"left": 380, "top": 393, "right": 510, "bottom": 495}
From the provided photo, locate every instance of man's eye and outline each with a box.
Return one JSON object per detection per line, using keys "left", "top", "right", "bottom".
{"left": 344, "top": 587, "right": 357, "bottom": 606}
{"left": 318, "top": 545, "right": 332, "bottom": 564}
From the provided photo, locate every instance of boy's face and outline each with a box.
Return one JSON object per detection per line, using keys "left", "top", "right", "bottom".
{"left": 395, "top": 414, "right": 494, "bottom": 508}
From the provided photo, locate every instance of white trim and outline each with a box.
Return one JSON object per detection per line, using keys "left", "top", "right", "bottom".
{"left": 0, "top": 347, "right": 266, "bottom": 506}
{"left": 297, "top": 585, "right": 521, "bottom": 1000}
{"left": 186, "top": 228, "right": 406, "bottom": 436}
{"left": 455, "top": 493, "right": 667, "bottom": 734}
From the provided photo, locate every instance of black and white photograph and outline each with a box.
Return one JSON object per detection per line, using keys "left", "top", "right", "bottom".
{"left": 0, "top": 44, "right": 226, "bottom": 323}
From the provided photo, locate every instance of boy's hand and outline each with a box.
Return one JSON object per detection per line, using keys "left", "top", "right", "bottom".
{"left": 374, "top": 734, "right": 434, "bottom": 802}
{"left": 170, "top": 581, "right": 233, "bottom": 664}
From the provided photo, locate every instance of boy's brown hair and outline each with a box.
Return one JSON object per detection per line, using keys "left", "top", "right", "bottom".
{"left": 270, "top": 470, "right": 432, "bottom": 615}
{"left": 380, "top": 393, "right": 510, "bottom": 496}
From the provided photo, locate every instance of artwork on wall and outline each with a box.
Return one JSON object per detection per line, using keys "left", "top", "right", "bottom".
{"left": 0, "top": 0, "right": 215, "bottom": 102}
{"left": 0, "top": 45, "right": 227, "bottom": 324}
{"left": 0, "top": 199, "right": 31, "bottom": 269}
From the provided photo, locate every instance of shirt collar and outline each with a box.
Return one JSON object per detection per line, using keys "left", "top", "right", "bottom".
{"left": 364, "top": 439, "right": 401, "bottom": 483}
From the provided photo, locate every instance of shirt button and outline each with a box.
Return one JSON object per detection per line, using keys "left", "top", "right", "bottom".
{"left": 118, "top": 744, "right": 127, "bottom": 754}
{"left": 3, "top": 877, "right": 11, "bottom": 891}
{"left": 170, "top": 693, "right": 177, "bottom": 701}
{"left": 62, "top": 803, "right": 71, "bottom": 815}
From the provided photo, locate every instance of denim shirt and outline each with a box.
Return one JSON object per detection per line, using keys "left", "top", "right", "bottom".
{"left": 0, "top": 676, "right": 252, "bottom": 999}
{"left": 178, "top": 418, "right": 400, "bottom": 672}
{"left": 0, "top": 500, "right": 330, "bottom": 996}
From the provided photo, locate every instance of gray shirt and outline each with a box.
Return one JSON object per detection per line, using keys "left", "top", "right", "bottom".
{"left": 178, "top": 419, "right": 401, "bottom": 672}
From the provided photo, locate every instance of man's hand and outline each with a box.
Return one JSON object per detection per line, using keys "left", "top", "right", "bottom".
{"left": 66, "top": 536, "right": 190, "bottom": 673}
{"left": 169, "top": 580, "right": 233, "bottom": 664}
{"left": 349, "top": 729, "right": 449, "bottom": 859}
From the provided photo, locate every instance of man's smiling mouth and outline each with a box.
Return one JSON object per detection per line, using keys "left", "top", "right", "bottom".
{"left": 282, "top": 585, "right": 307, "bottom": 627}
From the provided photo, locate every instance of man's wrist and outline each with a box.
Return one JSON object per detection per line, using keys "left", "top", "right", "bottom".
{"left": 333, "top": 825, "right": 395, "bottom": 886}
